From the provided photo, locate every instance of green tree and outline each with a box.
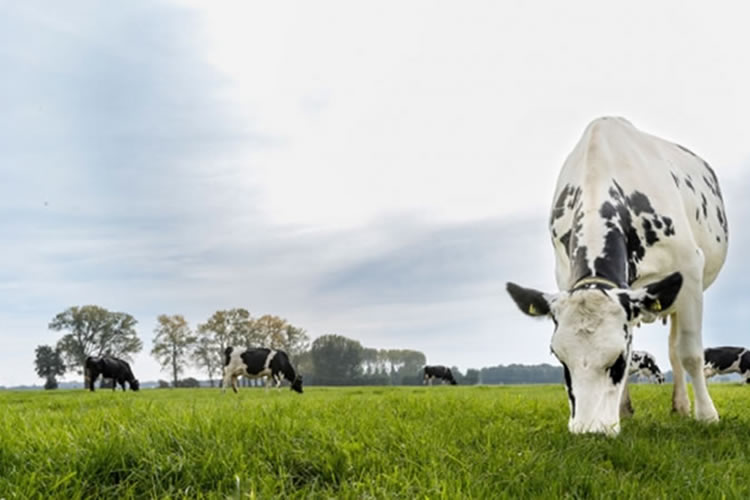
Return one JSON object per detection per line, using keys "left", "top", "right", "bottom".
{"left": 151, "top": 314, "right": 196, "bottom": 387}
{"left": 50, "top": 305, "right": 142, "bottom": 377}
{"left": 311, "top": 334, "right": 364, "bottom": 384}
{"left": 34, "top": 345, "right": 65, "bottom": 390}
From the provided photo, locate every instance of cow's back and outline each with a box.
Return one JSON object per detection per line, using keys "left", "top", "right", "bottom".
{"left": 550, "top": 117, "right": 728, "bottom": 290}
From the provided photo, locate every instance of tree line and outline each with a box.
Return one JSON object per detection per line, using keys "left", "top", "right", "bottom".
{"left": 33, "top": 305, "right": 438, "bottom": 388}
{"left": 35, "top": 304, "right": 593, "bottom": 389}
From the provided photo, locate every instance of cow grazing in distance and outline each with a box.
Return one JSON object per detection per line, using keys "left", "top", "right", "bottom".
{"left": 222, "top": 347, "right": 303, "bottom": 393}
{"left": 423, "top": 365, "right": 457, "bottom": 385}
{"left": 85, "top": 355, "right": 140, "bottom": 392}
{"left": 507, "top": 117, "right": 727, "bottom": 435}
{"left": 704, "top": 347, "right": 750, "bottom": 383}
{"left": 629, "top": 350, "right": 665, "bottom": 384}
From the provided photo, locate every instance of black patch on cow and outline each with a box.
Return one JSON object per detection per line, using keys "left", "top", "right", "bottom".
{"left": 559, "top": 230, "right": 572, "bottom": 258}
{"left": 671, "top": 172, "right": 680, "bottom": 188}
{"left": 599, "top": 201, "right": 617, "bottom": 220}
{"left": 641, "top": 219, "right": 658, "bottom": 246}
{"left": 695, "top": 208, "right": 700, "bottom": 222}
{"left": 550, "top": 185, "right": 570, "bottom": 226}
{"left": 224, "top": 347, "right": 233, "bottom": 367}
{"left": 506, "top": 282, "right": 550, "bottom": 316}
{"left": 562, "top": 361, "right": 575, "bottom": 418}
{"left": 716, "top": 207, "right": 728, "bottom": 235}
{"left": 627, "top": 191, "right": 655, "bottom": 216}
{"left": 703, "top": 175, "right": 719, "bottom": 199}
{"left": 701, "top": 193, "right": 708, "bottom": 218}
{"left": 705, "top": 347, "right": 746, "bottom": 371}
{"left": 716, "top": 236, "right": 721, "bottom": 243}
{"left": 662, "top": 217, "right": 675, "bottom": 236}
{"left": 608, "top": 353, "right": 627, "bottom": 385}
{"left": 684, "top": 176, "right": 695, "bottom": 193}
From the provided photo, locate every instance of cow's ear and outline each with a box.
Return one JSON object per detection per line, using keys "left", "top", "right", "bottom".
{"left": 629, "top": 272, "right": 683, "bottom": 315}
{"left": 506, "top": 282, "right": 552, "bottom": 317}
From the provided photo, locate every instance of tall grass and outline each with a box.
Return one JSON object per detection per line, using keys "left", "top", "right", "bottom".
{"left": 1, "top": 384, "right": 749, "bottom": 498}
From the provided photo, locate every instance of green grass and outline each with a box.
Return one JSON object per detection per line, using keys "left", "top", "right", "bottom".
{"left": 1, "top": 384, "right": 749, "bottom": 499}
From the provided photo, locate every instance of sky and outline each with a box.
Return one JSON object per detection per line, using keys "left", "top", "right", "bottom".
{"left": 2, "top": 1, "right": 750, "bottom": 386}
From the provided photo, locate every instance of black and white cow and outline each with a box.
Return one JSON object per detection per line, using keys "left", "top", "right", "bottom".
{"left": 704, "top": 347, "right": 750, "bottom": 383}
{"left": 222, "top": 347, "right": 303, "bottom": 393}
{"left": 423, "top": 365, "right": 457, "bottom": 385}
{"left": 85, "top": 355, "right": 140, "bottom": 392}
{"left": 629, "top": 350, "right": 665, "bottom": 384}
{"left": 507, "top": 117, "right": 727, "bottom": 435}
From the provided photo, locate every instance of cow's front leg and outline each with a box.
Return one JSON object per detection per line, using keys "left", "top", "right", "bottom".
{"left": 675, "top": 293, "right": 719, "bottom": 422}
{"left": 669, "top": 314, "right": 690, "bottom": 416}
{"left": 620, "top": 381, "right": 634, "bottom": 418}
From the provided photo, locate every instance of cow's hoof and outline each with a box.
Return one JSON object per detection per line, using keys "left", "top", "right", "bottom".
{"left": 671, "top": 401, "right": 690, "bottom": 416}
{"left": 695, "top": 407, "right": 719, "bottom": 423}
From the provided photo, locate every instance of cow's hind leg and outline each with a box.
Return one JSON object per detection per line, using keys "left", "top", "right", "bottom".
{"left": 675, "top": 292, "right": 719, "bottom": 422}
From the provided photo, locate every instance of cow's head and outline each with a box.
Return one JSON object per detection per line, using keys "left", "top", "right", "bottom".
{"left": 291, "top": 374, "right": 303, "bottom": 394}
{"left": 130, "top": 379, "right": 140, "bottom": 391}
{"left": 506, "top": 272, "right": 682, "bottom": 435}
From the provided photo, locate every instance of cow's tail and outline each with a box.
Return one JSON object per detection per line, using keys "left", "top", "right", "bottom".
{"left": 224, "top": 347, "right": 234, "bottom": 367}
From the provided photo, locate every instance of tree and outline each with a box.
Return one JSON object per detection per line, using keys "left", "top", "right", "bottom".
{"left": 151, "top": 314, "right": 196, "bottom": 388}
{"left": 34, "top": 345, "right": 65, "bottom": 390}
{"left": 197, "top": 309, "right": 257, "bottom": 372}
{"left": 50, "top": 305, "right": 142, "bottom": 377}
{"left": 464, "top": 369, "right": 480, "bottom": 385}
{"left": 311, "top": 334, "right": 364, "bottom": 384}
{"left": 192, "top": 335, "right": 220, "bottom": 387}
{"left": 254, "top": 314, "right": 310, "bottom": 358}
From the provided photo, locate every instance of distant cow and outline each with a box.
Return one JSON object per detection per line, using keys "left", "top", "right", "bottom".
{"left": 423, "top": 365, "right": 457, "bottom": 385}
{"left": 222, "top": 347, "right": 303, "bottom": 393}
{"left": 629, "top": 351, "right": 665, "bottom": 384}
{"left": 704, "top": 347, "right": 750, "bottom": 383}
{"left": 85, "top": 355, "right": 140, "bottom": 392}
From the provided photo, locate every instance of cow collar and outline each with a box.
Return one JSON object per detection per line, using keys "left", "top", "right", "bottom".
{"left": 572, "top": 276, "right": 621, "bottom": 291}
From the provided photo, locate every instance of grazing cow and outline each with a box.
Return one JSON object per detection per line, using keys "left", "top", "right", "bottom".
{"left": 222, "top": 347, "right": 303, "bottom": 393}
{"left": 629, "top": 350, "right": 665, "bottom": 384}
{"left": 704, "top": 347, "right": 750, "bottom": 383}
{"left": 507, "top": 117, "right": 727, "bottom": 435}
{"left": 423, "top": 365, "right": 457, "bottom": 385}
{"left": 85, "top": 355, "right": 140, "bottom": 392}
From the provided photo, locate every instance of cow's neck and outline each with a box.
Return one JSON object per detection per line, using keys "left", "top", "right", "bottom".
{"left": 568, "top": 186, "right": 630, "bottom": 289}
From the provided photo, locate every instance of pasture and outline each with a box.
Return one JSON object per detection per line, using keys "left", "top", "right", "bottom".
{"left": 1, "top": 385, "right": 749, "bottom": 499}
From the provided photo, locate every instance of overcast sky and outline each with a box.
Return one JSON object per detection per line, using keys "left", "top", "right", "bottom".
{"left": 2, "top": 1, "right": 750, "bottom": 386}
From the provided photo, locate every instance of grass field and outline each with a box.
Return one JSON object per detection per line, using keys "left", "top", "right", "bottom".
{"left": 1, "top": 384, "right": 749, "bottom": 499}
